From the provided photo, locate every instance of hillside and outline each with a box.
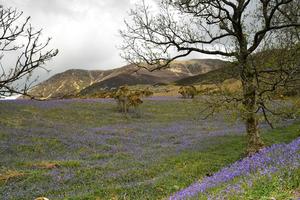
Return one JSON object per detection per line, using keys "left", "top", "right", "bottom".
{"left": 28, "top": 59, "right": 227, "bottom": 99}
{"left": 27, "top": 69, "right": 113, "bottom": 99}
{"left": 175, "top": 63, "right": 238, "bottom": 85}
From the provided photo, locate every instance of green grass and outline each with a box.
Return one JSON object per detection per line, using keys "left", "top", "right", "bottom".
{"left": 66, "top": 125, "right": 300, "bottom": 200}
{"left": 0, "top": 99, "right": 299, "bottom": 199}
{"left": 242, "top": 169, "right": 300, "bottom": 200}
{"left": 20, "top": 124, "right": 300, "bottom": 200}
{"left": 196, "top": 161, "right": 300, "bottom": 200}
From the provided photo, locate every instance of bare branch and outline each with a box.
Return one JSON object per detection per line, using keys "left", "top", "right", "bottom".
{"left": 0, "top": 6, "right": 58, "bottom": 98}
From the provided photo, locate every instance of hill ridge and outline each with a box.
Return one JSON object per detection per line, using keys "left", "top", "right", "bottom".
{"left": 28, "top": 59, "right": 227, "bottom": 99}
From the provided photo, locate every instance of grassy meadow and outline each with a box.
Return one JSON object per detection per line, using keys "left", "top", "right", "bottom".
{"left": 0, "top": 97, "right": 299, "bottom": 200}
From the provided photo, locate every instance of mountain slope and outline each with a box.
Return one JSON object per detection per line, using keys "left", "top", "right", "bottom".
{"left": 28, "top": 59, "right": 227, "bottom": 99}
{"left": 28, "top": 69, "right": 112, "bottom": 99}
{"left": 175, "top": 63, "right": 237, "bottom": 85}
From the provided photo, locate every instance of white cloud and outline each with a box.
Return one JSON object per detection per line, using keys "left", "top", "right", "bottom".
{"left": 0, "top": 0, "right": 145, "bottom": 81}
{"left": 2, "top": 0, "right": 204, "bottom": 83}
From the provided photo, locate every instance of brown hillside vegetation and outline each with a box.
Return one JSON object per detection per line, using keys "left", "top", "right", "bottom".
{"left": 27, "top": 59, "right": 226, "bottom": 99}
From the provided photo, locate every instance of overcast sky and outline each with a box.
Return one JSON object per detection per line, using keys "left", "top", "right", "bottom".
{"left": 1, "top": 0, "right": 159, "bottom": 80}
{"left": 1, "top": 0, "right": 220, "bottom": 82}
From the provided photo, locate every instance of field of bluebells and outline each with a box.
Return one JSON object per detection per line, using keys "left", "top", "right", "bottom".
{"left": 170, "top": 136, "right": 300, "bottom": 199}
{"left": 0, "top": 97, "right": 299, "bottom": 199}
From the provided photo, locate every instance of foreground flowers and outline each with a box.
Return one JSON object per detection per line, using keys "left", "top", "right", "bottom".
{"left": 170, "top": 137, "right": 300, "bottom": 200}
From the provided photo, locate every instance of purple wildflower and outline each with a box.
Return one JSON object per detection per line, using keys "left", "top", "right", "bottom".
{"left": 170, "top": 137, "right": 300, "bottom": 200}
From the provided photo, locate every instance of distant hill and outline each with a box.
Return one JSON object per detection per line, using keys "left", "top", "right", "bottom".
{"left": 28, "top": 59, "right": 227, "bottom": 99}
{"left": 28, "top": 69, "right": 113, "bottom": 99}
{"left": 175, "top": 61, "right": 300, "bottom": 97}
{"left": 175, "top": 63, "right": 238, "bottom": 85}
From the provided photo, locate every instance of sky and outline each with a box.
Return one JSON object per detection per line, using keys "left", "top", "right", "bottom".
{"left": 0, "top": 0, "right": 157, "bottom": 80}
{"left": 1, "top": 0, "right": 222, "bottom": 83}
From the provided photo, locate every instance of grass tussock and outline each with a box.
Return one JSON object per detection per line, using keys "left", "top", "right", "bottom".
{"left": 31, "top": 161, "right": 60, "bottom": 169}
{"left": 0, "top": 169, "right": 25, "bottom": 183}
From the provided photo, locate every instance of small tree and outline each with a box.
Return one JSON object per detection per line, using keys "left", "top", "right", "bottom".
{"left": 120, "top": 0, "right": 300, "bottom": 154}
{"left": 0, "top": 6, "right": 58, "bottom": 98}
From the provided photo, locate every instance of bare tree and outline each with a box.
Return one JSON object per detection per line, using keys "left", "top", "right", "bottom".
{"left": 120, "top": 0, "right": 300, "bottom": 154}
{"left": 0, "top": 5, "right": 58, "bottom": 98}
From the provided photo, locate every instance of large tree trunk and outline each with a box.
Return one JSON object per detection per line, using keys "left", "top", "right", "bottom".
{"left": 241, "top": 59, "right": 264, "bottom": 155}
